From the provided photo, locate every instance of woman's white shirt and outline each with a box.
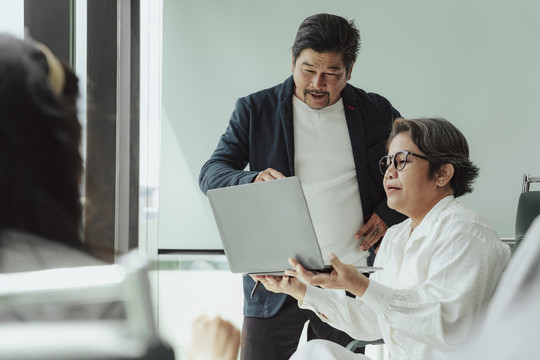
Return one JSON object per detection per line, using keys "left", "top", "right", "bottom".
{"left": 300, "top": 195, "right": 511, "bottom": 360}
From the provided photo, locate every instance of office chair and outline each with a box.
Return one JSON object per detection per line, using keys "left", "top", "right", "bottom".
{"left": 514, "top": 174, "right": 540, "bottom": 253}
{"left": 346, "top": 337, "right": 384, "bottom": 352}
{"left": 0, "top": 251, "right": 175, "bottom": 360}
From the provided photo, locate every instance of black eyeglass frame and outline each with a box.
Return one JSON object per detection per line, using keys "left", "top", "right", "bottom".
{"left": 379, "top": 150, "right": 429, "bottom": 175}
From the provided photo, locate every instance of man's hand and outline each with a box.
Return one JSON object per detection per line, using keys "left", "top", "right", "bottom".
{"left": 356, "top": 213, "right": 388, "bottom": 253}
{"left": 186, "top": 315, "right": 240, "bottom": 360}
{"left": 254, "top": 168, "right": 285, "bottom": 182}
{"left": 252, "top": 275, "right": 307, "bottom": 304}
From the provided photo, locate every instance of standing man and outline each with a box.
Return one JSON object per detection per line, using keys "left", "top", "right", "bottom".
{"left": 199, "top": 13, "right": 405, "bottom": 360}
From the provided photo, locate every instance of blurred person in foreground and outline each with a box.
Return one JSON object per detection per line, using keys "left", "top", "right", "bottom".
{"left": 256, "top": 117, "right": 511, "bottom": 360}
{"left": 0, "top": 33, "right": 104, "bottom": 274}
{"left": 449, "top": 215, "right": 540, "bottom": 359}
{"left": 0, "top": 34, "right": 117, "bottom": 322}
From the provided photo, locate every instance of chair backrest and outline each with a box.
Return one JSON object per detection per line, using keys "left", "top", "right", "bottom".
{"left": 514, "top": 174, "right": 540, "bottom": 253}
{"left": 0, "top": 251, "right": 174, "bottom": 360}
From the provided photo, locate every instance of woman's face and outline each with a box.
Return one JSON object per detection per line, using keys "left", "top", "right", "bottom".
{"left": 383, "top": 132, "right": 443, "bottom": 226}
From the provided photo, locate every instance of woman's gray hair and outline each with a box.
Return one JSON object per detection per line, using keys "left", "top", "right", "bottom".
{"left": 388, "top": 117, "right": 479, "bottom": 197}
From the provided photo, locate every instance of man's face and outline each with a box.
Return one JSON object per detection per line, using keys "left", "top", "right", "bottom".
{"left": 292, "top": 48, "right": 353, "bottom": 110}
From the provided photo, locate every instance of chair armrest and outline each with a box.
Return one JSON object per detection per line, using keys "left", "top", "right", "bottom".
{"left": 345, "top": 338, "right": 385, "bottom": 352}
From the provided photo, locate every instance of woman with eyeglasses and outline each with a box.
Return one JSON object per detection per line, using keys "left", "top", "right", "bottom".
{"left": 254, "top": 117, "right": 511, "bottom": 360}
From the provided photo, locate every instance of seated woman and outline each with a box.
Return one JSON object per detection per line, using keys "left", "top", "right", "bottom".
{"left": 255, "top": 117, "right": 511, "bottom": 360}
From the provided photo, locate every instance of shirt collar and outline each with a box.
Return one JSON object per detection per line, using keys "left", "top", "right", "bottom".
{"left": 411, "top": 195, "right": 456, "bottom": 237}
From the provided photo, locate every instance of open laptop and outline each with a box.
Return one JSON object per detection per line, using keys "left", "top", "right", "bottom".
{"left": 207, "top": 177, "right": 381, "bottom": 275}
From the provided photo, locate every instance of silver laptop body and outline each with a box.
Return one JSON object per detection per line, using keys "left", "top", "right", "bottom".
{"left": 207, "top": 177, "right": 329, "bottom": 275}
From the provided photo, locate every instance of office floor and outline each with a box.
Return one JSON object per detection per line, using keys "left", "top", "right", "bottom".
{"left": 154, "top": 254, "right": 385, "bottom": 359}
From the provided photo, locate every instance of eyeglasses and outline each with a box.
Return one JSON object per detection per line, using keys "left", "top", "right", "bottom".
{"left": 379, "top": 150, "right": 429, "bottom": 175}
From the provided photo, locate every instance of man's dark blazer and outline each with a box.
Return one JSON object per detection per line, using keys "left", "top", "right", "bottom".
{"left": 199, "top": 75, "right": 406, "bottom": 318}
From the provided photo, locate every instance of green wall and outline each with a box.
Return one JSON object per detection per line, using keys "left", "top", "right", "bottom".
{"left": 160, "top": 0, "right": 540, "bottom": 249}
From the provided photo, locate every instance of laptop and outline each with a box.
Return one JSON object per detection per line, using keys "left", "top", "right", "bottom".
{"left": 207, "top": 176, "right": 381, "bottom": 275}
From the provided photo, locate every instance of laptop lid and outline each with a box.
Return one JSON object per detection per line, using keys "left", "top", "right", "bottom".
{"left": 207, "top": 177, "right": 326, "bottom": 275}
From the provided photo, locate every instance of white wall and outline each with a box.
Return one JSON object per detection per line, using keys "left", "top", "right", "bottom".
{"left": 159, "top": 0, "right": 540, "bottom": 249}
{"left": 0, "top": 0, "right": 24, "bottom": 38}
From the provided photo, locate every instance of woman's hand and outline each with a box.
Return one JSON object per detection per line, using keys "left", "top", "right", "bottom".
{"left": 285, "top": 253, "right": 370, "bottom": 297}
{"left": 252, "top": 275, "right": 307, "bottom": 304}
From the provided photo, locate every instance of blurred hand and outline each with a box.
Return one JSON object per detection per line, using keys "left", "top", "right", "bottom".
{"left": 356, "top": 213, "right": 388, "bottom": 253}
{"left": 254, "top": 168, "right": 285, "bottom": 182}
{"left": 252, "top": 274, "right": 307, "bottom": 304}
{"left": 285, "top": 254, "right": 369, "bottom": 297}
{"left": 186, "top": 315, "right": 240, "bottom": 360}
